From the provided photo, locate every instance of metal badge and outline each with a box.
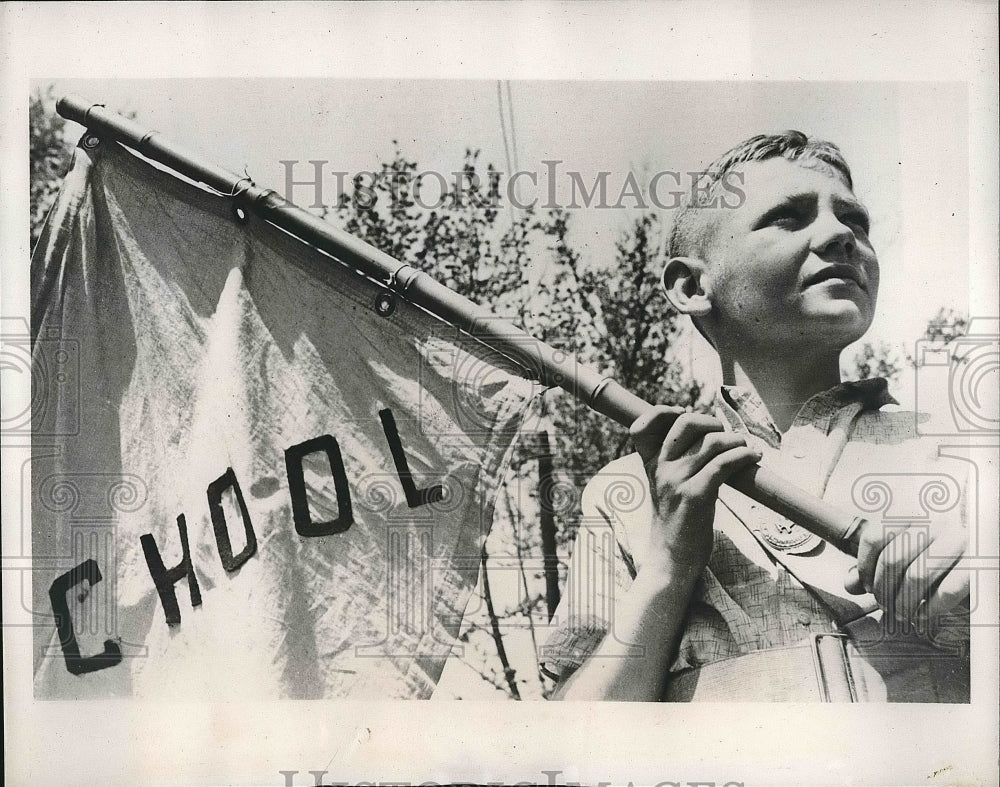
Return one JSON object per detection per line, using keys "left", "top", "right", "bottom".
{"left": 758, "top": 516, "right": 822, "bottom": 554}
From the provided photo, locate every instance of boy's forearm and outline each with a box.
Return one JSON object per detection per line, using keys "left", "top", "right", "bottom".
{"left": 552, "top": 558, "right": 702, "bottom": 701}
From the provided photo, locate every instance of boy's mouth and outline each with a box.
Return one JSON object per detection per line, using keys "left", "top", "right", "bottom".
{"left": 802, "top": 264, "right": 866, "bottom": 291}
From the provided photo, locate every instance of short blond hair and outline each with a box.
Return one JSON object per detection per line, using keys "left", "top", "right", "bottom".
{"left": 667, "top": 131, "right": 853, "bottom": 261}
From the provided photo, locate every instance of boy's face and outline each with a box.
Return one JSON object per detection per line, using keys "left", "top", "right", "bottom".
{"left": 704, "top": 157, "right": 879, "bottom": 355}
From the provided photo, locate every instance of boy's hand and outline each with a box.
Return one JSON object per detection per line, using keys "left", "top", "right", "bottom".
{"left": 630, "top": 407, "right": 763, "bottom": 569}
{"left": 844, "top": 521, "right": 969, "bottom": 626}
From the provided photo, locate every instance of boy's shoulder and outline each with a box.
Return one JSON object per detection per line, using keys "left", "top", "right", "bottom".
{"left": 851, "top": 397, "right": 920, "bottom": 443}
{"left": 580, "top": 452, "right": 649, "bottom": 516}
{"left": 579, "top": 452, "right": 652, "bottom": 571}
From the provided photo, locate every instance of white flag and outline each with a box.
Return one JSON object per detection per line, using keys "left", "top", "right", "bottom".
{"left": 30, "top": 137, "right": 536, "bottom": 699}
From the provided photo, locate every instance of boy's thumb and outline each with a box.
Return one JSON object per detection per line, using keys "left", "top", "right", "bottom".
{"left": 844, "top": 565, "right": 867, "bottom": 595}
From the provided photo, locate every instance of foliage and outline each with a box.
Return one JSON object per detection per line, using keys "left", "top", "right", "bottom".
{"left": 329, "top": 147, "right": 697, "bottom": 696}
{"left": 920, "top": 308, "right": 969, "bottom": 345}
{"left": 847, "top": 307, "right": 971, "bottom": 384}
{"left": 30, "top": 86, "right": 74, "bottom": 248}
{"left": 329, "top": 145, "right": 698, "bottom": 473}
{"left": 848, "top": 339, "right": 906, "bottom": 385}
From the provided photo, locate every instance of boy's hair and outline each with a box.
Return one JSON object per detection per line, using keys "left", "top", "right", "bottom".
{"left": 666, "top": 131, "right": 853, "bottom": 260}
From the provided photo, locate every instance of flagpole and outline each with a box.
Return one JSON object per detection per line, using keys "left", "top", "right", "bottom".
{"left": 54, "top": 95, "right": 866, "bottom": 557}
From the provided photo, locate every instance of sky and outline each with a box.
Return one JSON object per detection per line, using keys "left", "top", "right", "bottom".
{"left": 44, "top": 78, "right": 972, "bottom": 406}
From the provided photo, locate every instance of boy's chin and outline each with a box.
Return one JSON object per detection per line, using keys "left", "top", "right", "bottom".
{"left": 802, "top": 306, "right": 873, "bottom": 347}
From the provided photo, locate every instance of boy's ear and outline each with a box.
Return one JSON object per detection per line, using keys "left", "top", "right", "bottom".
{"left": 661, "top": 256, "right": 713, "bottom": 317}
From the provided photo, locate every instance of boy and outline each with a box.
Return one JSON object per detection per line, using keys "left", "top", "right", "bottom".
{"left": 544, "top": 132, "right": 970, "bottom": 702}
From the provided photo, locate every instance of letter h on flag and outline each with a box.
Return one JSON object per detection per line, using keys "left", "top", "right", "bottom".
{"left": 30, "top": 133, "right": 536, "bottom": 699}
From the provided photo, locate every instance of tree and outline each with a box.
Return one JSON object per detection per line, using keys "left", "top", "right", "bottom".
{"left": 30, "top": 86, "right": 74, "bottom": 248}
{"left": 847, "top": 339, "right": 906, "bottom": 386}
{"left": 30, "top": 86, "right": 139, "bottom": 248}
{"left": 329, "top": 148, "right": 698, "bottom": 697}
{"left": 920, "top": 308, "right": 968, "bottom": 345}
{"left": 846, "top": 307, "right": 970, "bottom": 384}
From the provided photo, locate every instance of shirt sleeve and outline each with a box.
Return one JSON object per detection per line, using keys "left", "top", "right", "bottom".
{"left": 539, "top": 478, "right": 637, "bottom": 682}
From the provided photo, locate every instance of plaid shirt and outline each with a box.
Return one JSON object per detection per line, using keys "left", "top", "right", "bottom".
{"left": 541, "top": 379, "right": 969, "bottom": 693}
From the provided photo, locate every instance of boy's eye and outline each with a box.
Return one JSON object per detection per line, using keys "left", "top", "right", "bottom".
{"left": 842, "top": 212, "right": 870, "bottom": 234}
{"left": 772, "top": 211, "right": 803, "bottom": 226}
{"left": 755, "top": 206, "right": 805, "bottom": 229}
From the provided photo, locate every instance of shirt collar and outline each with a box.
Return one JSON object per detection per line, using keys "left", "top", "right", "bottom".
{"left": 715, "top": 378, "right": 897, "bottom": 449}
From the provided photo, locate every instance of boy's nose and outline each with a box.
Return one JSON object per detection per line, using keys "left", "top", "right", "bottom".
{"left": 811, "top": 214, "right": 857, "bottom": 261}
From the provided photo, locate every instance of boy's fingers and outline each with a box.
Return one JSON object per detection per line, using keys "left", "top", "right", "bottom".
{"left": 679, "top": 431, "right": 753, "bottom": 477}
{"left": 872, "top": 530, "right": 919, "bottom": 614}
{"left": 844, "top": 565, "right": 865, "bottom": 595}
{"left": 682, "top": 446, "right": 762, "bottom": 498}
{"left": 662, "top": 414, "right": 725, "bottom": 461}
{"left": 630, "top": 406, "right": 685, "bottom": 464}
{"left": 853, "top": 520, "right": 887, "bottom": 594}
{"left": 902, "top": 529, "right": 968, "bottom": 623}
{"left": 921, "top": 567, "right": 970, "bottom": 626}
{"left": 850, "top": 524, "right": 969, "bottom": 615}
{"left": 888, "top": 547, "right": 930, "bottom": 621}
{"left": 629, "top": 406, "right": 685, "bottom": 438}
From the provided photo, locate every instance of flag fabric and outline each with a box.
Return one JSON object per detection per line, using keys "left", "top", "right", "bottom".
{"left": 30, "top": 136, "right": 536, "bottom": 699}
